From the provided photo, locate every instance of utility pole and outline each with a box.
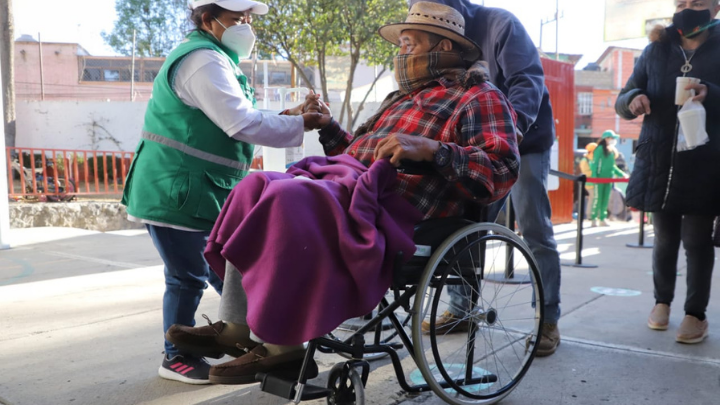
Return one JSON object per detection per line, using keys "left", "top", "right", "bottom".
{"left": 0, "top": 56, "right": 10, "bottom": 249}
{"left": 130, "top": 30, "right": 136, "bottom": 101}
{"left": 540, "top": 0, "right": 563, "bottom": 59}
{"left": 38, "top": 32, "right": 45, "bottom": 100}
{"left": 555, "top": 0, "right": 560, "bottom": 61}
{"left": 0, "top": 0, "right": 16, "bottom": 147}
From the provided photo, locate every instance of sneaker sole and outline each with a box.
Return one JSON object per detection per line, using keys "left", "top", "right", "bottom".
{"left": 676, "top": 331, "right": 709, "bottom": 344}
{"left": 647, "top": 322, "right": 669, "bottom": 331}
{"left": 158, "top": 366, "right": 211, "bottom": 385}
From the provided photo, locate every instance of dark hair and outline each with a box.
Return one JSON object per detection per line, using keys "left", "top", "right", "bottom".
{"left": 598, "top": 138, "right": 611, "bottom": 157}
{"left": 189, "top": 4, "right": 225, "bottom": 31}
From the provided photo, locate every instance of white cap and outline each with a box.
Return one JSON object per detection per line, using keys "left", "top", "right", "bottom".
{"left": 191, "top": 0, "right": 269, "bottom": 15}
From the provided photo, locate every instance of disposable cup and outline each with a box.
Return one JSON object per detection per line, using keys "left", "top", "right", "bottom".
{"left": 678, "top": 106, "right": 706, "bottom": 148}
{"left": 676, "top": 77, "right": 701, "bottom": 105}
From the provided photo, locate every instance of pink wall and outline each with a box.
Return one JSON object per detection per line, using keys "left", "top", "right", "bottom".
{"left": 14, "top": 41, "right": 153, "bottom": 102}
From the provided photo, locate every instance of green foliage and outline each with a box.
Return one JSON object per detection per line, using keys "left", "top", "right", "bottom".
{"left": 254, "top": 0, "right": 406, "bottom": 116}
{"left": 102, "top": 0, "right": 190, "bottom": 57}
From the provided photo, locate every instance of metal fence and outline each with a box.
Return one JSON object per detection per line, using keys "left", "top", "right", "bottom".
{"left": 6, "top": 147, "right": 134, "bottom": 202}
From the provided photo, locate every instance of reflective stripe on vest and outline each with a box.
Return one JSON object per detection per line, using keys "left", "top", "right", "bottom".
{"left": 142, "top": 131, "right": 251, "bottom": 171}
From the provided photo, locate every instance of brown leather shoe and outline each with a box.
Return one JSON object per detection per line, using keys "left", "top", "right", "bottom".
{"left": 421, "top": 310, "right": 473, "bottom": 335}
{"left": 647, "top": 304, "right": 670, "bottom": 331}
{"left": 209, "top": 346, "right": 319, "bottom": 385}
{"left": 166, "top": 315, "right": 258, "bottom": 359}
{"left": 676, "top": 315, "right": 709, "bottom": 344}
{"left": 535, "top": 323, "right": 560, "bottom": 357}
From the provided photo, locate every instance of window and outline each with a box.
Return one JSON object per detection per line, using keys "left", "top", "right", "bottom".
{"left": 578, "top": 92, "right": 593, "bottom": 116}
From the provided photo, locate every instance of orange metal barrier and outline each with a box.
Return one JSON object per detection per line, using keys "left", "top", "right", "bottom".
{"left": 6, "top": 147, "right": 134, "bottom": 201}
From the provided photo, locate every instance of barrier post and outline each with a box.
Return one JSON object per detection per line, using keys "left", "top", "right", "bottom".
{"left": 626, "top": 210, "right": 653, "bottom": 249}
{"left": 566, "top": 176, "right": 598, "bottom": 268}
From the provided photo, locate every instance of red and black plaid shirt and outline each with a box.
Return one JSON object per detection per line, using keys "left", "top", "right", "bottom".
{"left": 319, "top": 77, "right": 520, "bottom": 219}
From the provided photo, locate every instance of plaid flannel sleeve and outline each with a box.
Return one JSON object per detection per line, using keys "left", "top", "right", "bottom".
{"left": 437, "top": 87, "right": 521, "bottom": 204}
{"left": 318, "top": 120, "right": 354, "bottom": 156}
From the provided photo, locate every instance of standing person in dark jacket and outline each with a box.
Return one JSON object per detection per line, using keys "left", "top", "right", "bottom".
{"left": 411, "top": 0, "right": 563, "bottom": 357}
{"left": 616, "top": 0, "right": 720, "bottom": 344}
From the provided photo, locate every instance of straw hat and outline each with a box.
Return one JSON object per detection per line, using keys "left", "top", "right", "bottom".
{"left": 378, "top": 1, "right": 481, "bottom": 61}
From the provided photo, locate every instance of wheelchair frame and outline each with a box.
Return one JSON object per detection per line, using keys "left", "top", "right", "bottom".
{"left": 256, "top": 221, "right": 544, "bottom": 405}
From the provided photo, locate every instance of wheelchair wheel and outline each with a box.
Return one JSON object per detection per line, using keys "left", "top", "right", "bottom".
{"left": 326, "top": 363, "right": 365, "bottom": 405}
{"left": 328, "top": 290, "right": 411, "bottom": 361}
{"left": 411, "top": 223, "right": 544, "bottom": 405}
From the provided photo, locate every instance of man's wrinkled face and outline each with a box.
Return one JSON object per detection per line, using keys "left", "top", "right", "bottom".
{"left": 398, "top": 30, "right": 438, "bottom": 55}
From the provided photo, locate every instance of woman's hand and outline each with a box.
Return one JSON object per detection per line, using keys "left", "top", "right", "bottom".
{"left": 687, "top": 82, "right": 708, "bottom": 103}
{"left": 373, "top": 134, "right": 439, "bottom": 166}
{"left": 629, "top": 94, "right": 652, "bottom": 116}
{"left": 301, "top": 98, "right": 332, "bottom": 130}
{"left": 285, "top": 91, "right": 322, "bottom": 116}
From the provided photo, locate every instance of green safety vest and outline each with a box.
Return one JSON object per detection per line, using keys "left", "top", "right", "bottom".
{"left": 122, "top": 30, "right": 256, "bottom": 231}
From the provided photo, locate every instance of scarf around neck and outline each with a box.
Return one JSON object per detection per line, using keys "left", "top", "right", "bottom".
{"left": 393, "top": 51, "right": 467, "bottom": 95}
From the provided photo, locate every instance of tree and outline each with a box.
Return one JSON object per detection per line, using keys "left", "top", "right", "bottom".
{"left": 255, "top": 0, "right": 405, "bottom": 126}
{"left": 0, "top": 0, "right": 15, "bottom": 147}
{"left": 103, "top": 0, "right": 189, "bottom": 57}
{"left": 337, "top": 0, "right": 406, "bottom": 130}
{"left": 253, "top": 0, "right": 321, "bottom": 97}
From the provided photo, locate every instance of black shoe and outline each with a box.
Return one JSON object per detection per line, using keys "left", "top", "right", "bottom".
{"left": 158, "top": 354, "right": 211, "bottom": 385}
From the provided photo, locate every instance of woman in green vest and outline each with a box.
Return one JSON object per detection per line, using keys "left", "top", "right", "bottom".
{"left": 121, "top": 0, "right": 323, "bottom": 384}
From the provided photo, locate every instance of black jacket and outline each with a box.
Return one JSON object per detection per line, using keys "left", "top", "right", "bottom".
{"left": 410, "top": 0, "right": 555, "bottom": 155}
{"left": 616, "top": 26, "right": 720, "bottom": 215}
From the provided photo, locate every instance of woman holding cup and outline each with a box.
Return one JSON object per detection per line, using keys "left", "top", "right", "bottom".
{"left": 615, "top": 0, "right": 720, "bottom": 344}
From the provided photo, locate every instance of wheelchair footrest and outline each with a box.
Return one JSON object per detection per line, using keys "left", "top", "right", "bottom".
{"left": 256, "top": 372, "right": 331, "bottom": 401}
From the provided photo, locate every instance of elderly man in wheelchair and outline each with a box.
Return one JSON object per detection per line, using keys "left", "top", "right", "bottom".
{"left": 166, "top": 3, "right": 544, "bottom": 404}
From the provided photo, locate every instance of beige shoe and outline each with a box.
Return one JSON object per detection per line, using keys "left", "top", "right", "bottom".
{"left": 421, "top": 310, "right": 473, "bottom": 335}
{"left": 535, "top": 323, "right": 560, "bottom": 357}
{"left": 676, "top": 315, "right": 709, "bottom": 344}
{"left": 599, "top": 219, "right": 610, "bottom": 227}
{"left": 591, "top": 220, "right": 598, "bottom": 227}
{"left": 647, "top": 304, "right": 670, "bottom": 330}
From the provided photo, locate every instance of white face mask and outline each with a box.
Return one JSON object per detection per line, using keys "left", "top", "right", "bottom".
{"left": 213, "top": 18, "right": 256, "bottom": 59}
{"left": 608, "top": 139, "right": 617, "bottom": 147}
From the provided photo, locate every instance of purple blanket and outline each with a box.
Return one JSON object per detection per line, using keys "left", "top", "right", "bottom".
{"left": 204, "top": 155, "right": 422, "bottom": 345}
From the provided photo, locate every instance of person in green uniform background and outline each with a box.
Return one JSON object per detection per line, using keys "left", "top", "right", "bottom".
{"left": 590, "top": 130, "right": 628, "bottom": 227}
{"left": 121, "top": 0, "right": 323, "bottom": 384}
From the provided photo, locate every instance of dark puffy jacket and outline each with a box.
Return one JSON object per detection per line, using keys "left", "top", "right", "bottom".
{"left": 615, "top": 26, "right": 720, "bottom": 215}
{"left": 410, "top": 0, "right": 555, "bottom": 155}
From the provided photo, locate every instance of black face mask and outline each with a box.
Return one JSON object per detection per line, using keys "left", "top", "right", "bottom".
{"left": 673, "top": 9, "right": 713, "bottom": 37}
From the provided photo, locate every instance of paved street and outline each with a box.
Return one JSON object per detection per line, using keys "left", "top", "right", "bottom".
{"left": 1, "top": 222, "right": 719, "bottom": 405}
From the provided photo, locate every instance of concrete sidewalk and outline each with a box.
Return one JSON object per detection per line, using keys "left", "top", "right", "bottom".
{"left": 1, "top": 222, "right": 719, "bottom": 405}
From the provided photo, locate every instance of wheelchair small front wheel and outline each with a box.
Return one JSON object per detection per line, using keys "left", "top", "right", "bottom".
{"left": 326, "top": 363, "right": 365, "bottom": 405}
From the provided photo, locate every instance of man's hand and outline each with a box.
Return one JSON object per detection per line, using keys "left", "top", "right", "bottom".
{"left": 687, "top": 82, "right": 708, "bottom": 103}
{"left": 629, "top": 94, "right": 652, "bottom": 116}
{"left": 285, "top": 91, "right": 322, "bottom": 116}
{"left": 373, "top": 134, "right": 440, "bottom": 166}
{"left": 302, "top": 98, "right": 333, "bottom": 130}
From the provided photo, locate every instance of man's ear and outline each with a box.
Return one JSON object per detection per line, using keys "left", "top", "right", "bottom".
{"left": 439, "top": 38, "right": 454, "bottom": 52}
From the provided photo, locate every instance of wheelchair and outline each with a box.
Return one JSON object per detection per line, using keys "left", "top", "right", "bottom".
{"left": 255, "top": 204, "right": 544, "bottom": 405}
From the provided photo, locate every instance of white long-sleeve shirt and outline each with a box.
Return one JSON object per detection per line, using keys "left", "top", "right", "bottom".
{"left": 173, "top": 49, "right": 304, "bottom": 148}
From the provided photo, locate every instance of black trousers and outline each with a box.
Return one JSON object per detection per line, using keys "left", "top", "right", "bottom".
{"left": 652, "top": 212, "right": 715, "bottom": 315}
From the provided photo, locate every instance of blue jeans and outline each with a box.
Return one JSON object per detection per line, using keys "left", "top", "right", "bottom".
{"left": 448, "top": 150, "right": 562, "bottom": 324}
{"left": 146, "top": 225, "right": 224, "bottom": 357}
